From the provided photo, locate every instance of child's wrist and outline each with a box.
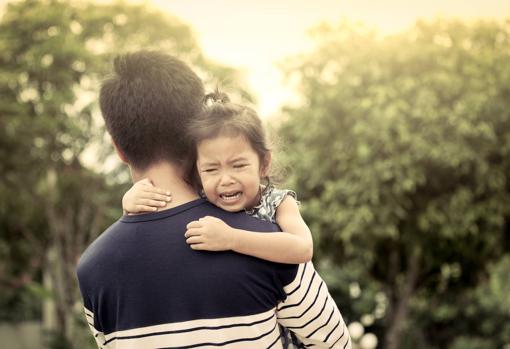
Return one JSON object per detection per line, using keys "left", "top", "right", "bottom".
{"left": 229, "top": 228, "right": 242, "bottom": 251}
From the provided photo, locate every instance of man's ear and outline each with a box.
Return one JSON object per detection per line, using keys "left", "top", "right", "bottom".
{"left": 260, "top": 153, "right": 272, "bottom": 177}
{"left": 112, "top": 140, "right": 129, "bottom": 164}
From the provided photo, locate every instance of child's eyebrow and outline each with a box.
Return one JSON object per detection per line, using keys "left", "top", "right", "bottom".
{"left": 199, "top": 161, "right": 219, "bottom": 167}
{"left": 229, "top": 156, "right": 249, "bottom": 163}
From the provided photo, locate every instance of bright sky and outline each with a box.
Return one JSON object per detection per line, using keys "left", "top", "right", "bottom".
{"left": 148, "top": 0, "right": 510, "bottom": 118}
{"left": 1, "top": 0, "right": 509, "bottom": 117}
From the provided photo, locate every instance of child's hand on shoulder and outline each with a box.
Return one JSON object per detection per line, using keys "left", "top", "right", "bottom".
{"left": 185, "top": 216, "right": 237, "bottom": 251}
{"left": 122, "top": 178, "right": 172, "bottom": 214}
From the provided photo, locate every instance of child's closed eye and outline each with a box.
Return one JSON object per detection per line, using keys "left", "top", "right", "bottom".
{"left": 233, "top": 164, "right": 248, "bottom": 169}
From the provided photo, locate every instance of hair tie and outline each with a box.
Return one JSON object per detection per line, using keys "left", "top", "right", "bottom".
{"left": 204, "top": 90, "right": 230, "bottom": 106}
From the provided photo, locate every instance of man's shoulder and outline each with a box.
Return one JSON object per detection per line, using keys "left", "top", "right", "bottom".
{"left": 115, "top": 199, "right": 276, "bottom": 229}
{"left": 76, "top": 199, "right": 289, "bottom": 286}
{"left": 76, "top": 218, "right": 125, "bottom": 278}
{"left": 211, "top": 207, "right": 280, "bottom": 232}
{"left": 179, "top": 198, "right": 281, "bottom": 232}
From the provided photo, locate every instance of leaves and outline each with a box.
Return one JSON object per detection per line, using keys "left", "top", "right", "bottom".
{"left": 279, "top": 18, "right": 510, "bottom": 347}
{"left": 0, "top": 0, "right": 245, "bottom": 344}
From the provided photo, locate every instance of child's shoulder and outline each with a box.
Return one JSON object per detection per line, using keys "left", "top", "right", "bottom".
{"left": 261, "top": 185, "right": 299, "bottom": 208}
{"left": 245, "top": 185, "right": 299, "bottom": 223}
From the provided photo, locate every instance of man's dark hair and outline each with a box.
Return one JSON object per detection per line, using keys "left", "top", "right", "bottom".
{"left": 99, "top": 51, "right": 205, "bottom": 170}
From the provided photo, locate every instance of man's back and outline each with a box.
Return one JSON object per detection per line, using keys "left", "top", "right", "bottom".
{"left": 77, "top": 199, "right": 350, "bottom": 348}
{"left": 84, "top": 51, "right": 350, "bottom": 348}
{"left": 78, "top": 199, "right": 296, "bottom": 347}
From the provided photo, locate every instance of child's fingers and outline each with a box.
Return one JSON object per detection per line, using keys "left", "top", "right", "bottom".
{"left": 135, "top": 205, "right": 159, "bottom": 212}
{"left": 186, "top": 221, "right": 202, "bottom": 230}
{"left": 186, "top": 236, "right": 203, "bottom": 245}
{"left": 138, "top": 198, "right": 168, "bottom": 207}
{"left": 140, "top": 192, "right": 172, "bottom": 202}
{"left": 141, "top": 186, "right": 171, "bottom": 196}
{"left": 137, "top": 178, "right": 153, "bottom": 185}
{"left": 184, "top": 228, "right": 201, "bottom": 238}
{"left": 135, "top": 178, "right": 155, "bottom": 189}
{"left": 154, "top": 187, "right": 172, "bottom": 196}
{"left": 189, "top": 243, "right": 205, "bottom": 250}
{"left": 137, "top": 180, "right": 171, "bottom": 195}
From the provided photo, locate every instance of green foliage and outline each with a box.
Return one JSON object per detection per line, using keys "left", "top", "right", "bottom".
{"left": 279, "top": 18, "right": 510, "bottom": 348}
{"left": 0, "top": 0, "right": 246, "bottom": 346}
{"left": 449, "top": 337, "right": 493, "bottom": 349}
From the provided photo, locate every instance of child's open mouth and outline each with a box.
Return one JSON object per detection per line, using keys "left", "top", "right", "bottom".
{"left": 220, "top": 192, "right": 242, "bottom": 202}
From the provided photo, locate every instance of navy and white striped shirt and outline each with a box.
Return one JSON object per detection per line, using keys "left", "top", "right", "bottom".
{"left": 77, "top": 199, "right": 351, "bottom": 348}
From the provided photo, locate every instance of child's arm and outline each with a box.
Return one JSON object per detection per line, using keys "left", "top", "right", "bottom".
{"left": 122, "top": 178, "right": 172, "bottom": 214}
{"left": 235, "top": 196, "right": 313, "bottom": 263}
{"left": 184, "top": 196, "right": 313, "bottom": 264}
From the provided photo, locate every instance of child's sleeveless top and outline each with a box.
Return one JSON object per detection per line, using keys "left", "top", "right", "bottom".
{"left": 244, "top": 185, "right": 298, "bottom": 223}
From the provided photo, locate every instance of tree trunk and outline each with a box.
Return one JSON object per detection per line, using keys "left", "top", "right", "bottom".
{"left": 385, "top": 249, "right": 421, "bottom": 349}
{"left": 43, "top": 168, "right": 84, "bottom": 348}
{"left": 43, "top": 238, "right": 77, "bottom": 347}
{"left": 41, "top": 164, "right": 108, "bottom": 347}
{"left": 42, "top": 261, "right": 56, "bottom": 331}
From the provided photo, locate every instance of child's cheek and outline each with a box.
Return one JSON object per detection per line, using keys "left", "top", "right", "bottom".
{"left": 201, "top": 179, "right": 214, "bottom": 199}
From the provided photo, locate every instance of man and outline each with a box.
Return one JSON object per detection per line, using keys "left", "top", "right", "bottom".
{"left": 77, "top": 50, "right": 351, "bottom": 349}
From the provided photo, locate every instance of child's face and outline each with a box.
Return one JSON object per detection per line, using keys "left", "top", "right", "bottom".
{"left": 196, "top": 134, "right": 268, "bottom": 212}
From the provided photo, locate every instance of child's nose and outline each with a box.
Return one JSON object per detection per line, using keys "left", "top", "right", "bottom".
{"left": 219, "top": 172, "right": 235, "bottom": 186}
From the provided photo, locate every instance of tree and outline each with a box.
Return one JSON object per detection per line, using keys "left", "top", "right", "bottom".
{"left": 278, "top": 18, "right": 510, "bottom": 348}
{"left": 0, "top": 0, "right": 246, "bottom": 347}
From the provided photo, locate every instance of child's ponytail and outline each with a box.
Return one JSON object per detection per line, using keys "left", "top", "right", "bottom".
{"left": 204, "top": 89, "right": 230, "bottom": 106}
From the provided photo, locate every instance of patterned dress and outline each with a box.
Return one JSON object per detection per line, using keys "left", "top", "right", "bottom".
{"left": 245, "top": 185, "right": 306, "bottom": 349}
{"left": 244, "top": 185, "right": 298, "bottom": 223}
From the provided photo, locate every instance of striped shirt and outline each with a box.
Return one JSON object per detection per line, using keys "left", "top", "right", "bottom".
{"left": 77, "top": 199, "right": 351, "bottom": 349}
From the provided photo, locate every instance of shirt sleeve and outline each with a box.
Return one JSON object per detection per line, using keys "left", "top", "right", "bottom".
{"left": 276, "top": 262, "right": 352, "bottom": 349}
{"left": 83, "top": 306, "right": 107, "bottom": 348}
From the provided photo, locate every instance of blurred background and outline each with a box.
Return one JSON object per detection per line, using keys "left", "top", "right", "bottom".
{"left": 1, "top": 0, "right": 509, "bottom": 348}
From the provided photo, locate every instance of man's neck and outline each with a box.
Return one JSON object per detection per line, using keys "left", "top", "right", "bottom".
{"left": 131, "top": 161, "right": 199, "bottom": 211}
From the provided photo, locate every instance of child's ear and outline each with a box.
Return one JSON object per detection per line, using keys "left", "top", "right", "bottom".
{"left": 260, "top": 153, "right": 272, "bottom": 177}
